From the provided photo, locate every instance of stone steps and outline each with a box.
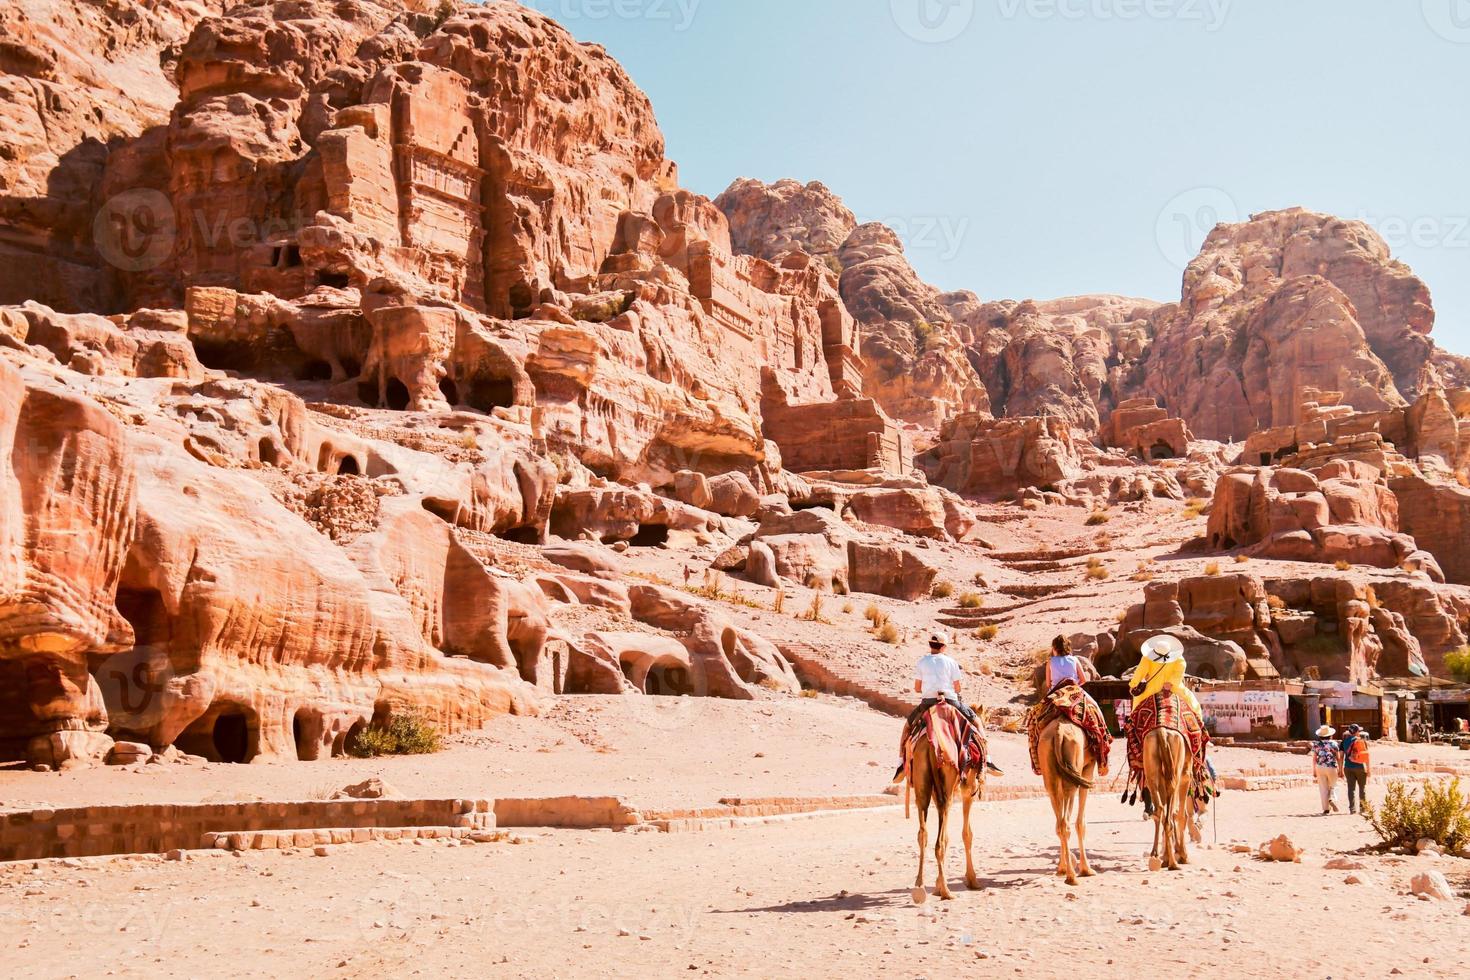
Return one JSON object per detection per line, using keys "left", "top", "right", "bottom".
{"left": 997, "top": 583, "right": 1077, "bottom": 600}
{"left": 990, "top": 547, "right": 1096, "bottom": 563}
{"left": 777, "top": 641, "right": 915, "bottom": 719}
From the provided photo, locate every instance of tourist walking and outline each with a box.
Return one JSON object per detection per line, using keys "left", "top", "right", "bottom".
{"left": 1310, "top": 725, "right": 1342, "bottom": 815}
{"left": 1340, "top": 724, "right": 1372, "bottom": 814}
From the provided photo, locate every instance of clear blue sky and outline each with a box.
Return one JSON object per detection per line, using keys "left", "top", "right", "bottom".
{"left": 517, "top": 0, "right": 1470, "bottom": 355}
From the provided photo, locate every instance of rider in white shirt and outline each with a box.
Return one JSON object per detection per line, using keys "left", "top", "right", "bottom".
{"left": 909, "top": 631, "right": 979, "bottom": 725}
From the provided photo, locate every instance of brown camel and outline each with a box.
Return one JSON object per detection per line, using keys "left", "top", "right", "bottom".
{"left": 1143, "top": 726, "right": 1192, "bottom": 871}
{"left": 906, "top": 729, "right": 981, "bottom": 900}
{"left": 1037, "top": 718, "right": 1098, "bottom": 886}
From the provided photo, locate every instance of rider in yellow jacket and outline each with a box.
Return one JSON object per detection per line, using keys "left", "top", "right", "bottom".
{"left": 1129, "top": 634, "right": 1202, "bottom": 719}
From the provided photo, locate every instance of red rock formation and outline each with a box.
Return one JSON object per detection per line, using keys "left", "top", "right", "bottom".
{"left": 0, "top": 0, "right": 211, "bottom": 313}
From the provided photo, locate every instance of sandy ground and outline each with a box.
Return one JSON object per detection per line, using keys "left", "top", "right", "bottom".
{"left": 6, "top": 696, "right": 1470, "bottom": 813}
{"left": 5, "top": 777, "right": 1468, "bottom": 979}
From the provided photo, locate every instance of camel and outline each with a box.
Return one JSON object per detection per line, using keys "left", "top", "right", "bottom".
{"left": 906, "top": 726, "right": 982, "bottom": 900}
{"left": 1143, "top": 726, "right": 1192, "bottom": 871}
{"left": 1037, "top": 717, "right": 1098, "bottom": 886}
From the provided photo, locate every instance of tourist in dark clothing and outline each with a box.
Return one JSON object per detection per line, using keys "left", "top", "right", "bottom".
{"left": 1340, "top": 725, "right": 1371, "bottom": 814}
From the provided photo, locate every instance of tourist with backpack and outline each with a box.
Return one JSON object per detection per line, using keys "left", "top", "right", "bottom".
{"left": 1340, "top": 724, "right": 1372, "bottom": 814}
{"left": 1310, "top": 725, "right": 1342, "bottom": 815}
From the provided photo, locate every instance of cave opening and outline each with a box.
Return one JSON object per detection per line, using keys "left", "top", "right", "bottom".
{"left": 297, "top": 359, "right": 333, "bottom": 382}
{"left": 337, "top": 455, "right": 361, "bottom": 476}
{"left": 644, "top": 664, "right": 692, "bottom": 697}
{"left": 466, "top": 376, "right": 516, "bottom": 414}
{"left": 292, "top": 709, "right": 319, "bottom": 762}
{"left": 627, "top": 524, "right": 670, "bottom": 548}
{"left": 439, "top": 377, "right": 460, "bottom": 406}
{"left": 211, "top": 708, "right": 255, "bottom": 765}
{"left": 385, "top": 378, "right": 411, "bottom": 412}
{"left": 496, "top": 526, "right": 543, "bottom": 545}
{"left": 258, "top": 437, "right": 281, "bottom": 467}
{"left": 1150, "top": 441, "right": 1177, "bottom": 461}
{"left": 317, "top": 272, "right": 351, "bottom": 289}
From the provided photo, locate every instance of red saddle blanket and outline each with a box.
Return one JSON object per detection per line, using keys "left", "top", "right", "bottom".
{"left": 1026, "top": 681, "right": 1112, "bottom": 777}
{"left": 1125, "top": 692, "right": 1210, "bottom": 789}
{"left": 902, "top": 703, "right": 987, "bottom": 783}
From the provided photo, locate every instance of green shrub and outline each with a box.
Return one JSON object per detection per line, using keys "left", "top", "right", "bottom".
{"left": 348, "top": 713, "right": 442, "bottom": 758}
{"left": 1365, "top": 778, "right": 1470, "bottom": 854}
{"left": 1446, "top": 647, "right": 1470, "bottom": 683}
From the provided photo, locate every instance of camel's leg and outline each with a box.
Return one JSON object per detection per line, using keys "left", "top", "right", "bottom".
{"left": 1150, "top": 804, "right": 1162, "bottom": 859}
{"left": 933, "top": 773, "right": 954, "bottom": 900}
{"left": 914, "top": 789, "right": 929, "bottom": 890}
{"left": 1173, "top": 776, "right": 1191, "bottom": 867}
{"left": 1075, "top": 784, "right": 1095, "bottom": 878}
{"left": 961, "top": 779, "right": 980, "bottom": 890}
{"left": 1056, "top": 787, "right": 1077, "bottom": 886}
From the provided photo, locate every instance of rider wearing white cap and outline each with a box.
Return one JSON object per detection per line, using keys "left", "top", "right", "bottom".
{"left": 908, "top": 629, "right": 980, "bottom": 727}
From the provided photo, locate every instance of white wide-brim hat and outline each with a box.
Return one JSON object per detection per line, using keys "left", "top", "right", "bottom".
{"left": 1316, "top": 725, "right": 1336, "bottom": 739}
{"left": 1140, "top": 634, "right": 1186, "bottom": 664}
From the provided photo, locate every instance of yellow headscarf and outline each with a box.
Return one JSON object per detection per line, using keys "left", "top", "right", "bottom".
{"left": 1130, "top": 635, "right": 1201, "bottom": 718}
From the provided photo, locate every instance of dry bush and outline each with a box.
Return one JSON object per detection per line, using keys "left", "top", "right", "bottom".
{"left": 1204, "top": 562, "right": 1222, "bottom": 576}
{"left": 931, "top": 580, "right": 956, "bottom": 600}
{"left": 864, "top": 603, "right": 882, "bottom": 623}
{"left": 957, "top": 592, "right": 985, "bottom": 610}
{"left": 877, "top": 622, "right": 900, "bottom": 644}
{"left": 1267, "top": 594, "right": 1287, "bottom": 611}
{"left": 1366, "top": 778, "right": 1470, "bottom": 854}
{"left": 1022, "top": 499, "right": 1041, "bottom": 512}
{"left": 1335, "top": 560, "right": 1353, "bottom": 572}
{"left": 1086, "top": 511, "right": 1112, "bottom": 527}
{"left": 348, "top": 713, "right": 441, "bottom": 758}
{"left": 773, "top": 591, "right": 786, "bottom": 615}
{"left": 1234, "top": 554, "right": 1250, "bottom": 564}
{"left": 798, "top": 689, "right": 820, "bottom": 699}
{"left": 841, "top": 602, "right": 853, "bottom": 614}
{"left": 804, "top": 593, "right": 826, "bottom": 623}
{"left": 976, "top": 625, "right": 999, "bottom": 641}
{"left": 1447, "top": 647, "right": 1470, "bottom": 683}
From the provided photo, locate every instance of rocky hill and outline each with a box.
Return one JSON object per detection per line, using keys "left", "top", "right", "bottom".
{"left": 1, "top": 0, "right": 1467, "bottom": 772}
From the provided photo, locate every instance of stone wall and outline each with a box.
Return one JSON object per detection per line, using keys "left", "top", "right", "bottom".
{"left": 762, "top": 397, "right": 911, "bottom": 476}
{"left": 0, "top": 797, "right": 491, "bottom": 862}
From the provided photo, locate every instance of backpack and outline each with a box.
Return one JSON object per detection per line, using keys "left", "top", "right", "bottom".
{"left": 1347, "top": 736, "right": 1370, "bottom": 766}
{"left": 1311, "top": 740, "right": 1337, "bottom": 768}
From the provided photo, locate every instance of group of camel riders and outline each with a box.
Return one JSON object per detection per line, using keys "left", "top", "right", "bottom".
{"left": 898, "top": 630, "right": 1215, "bottom": 814}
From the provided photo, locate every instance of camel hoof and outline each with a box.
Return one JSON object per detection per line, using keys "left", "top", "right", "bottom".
{"left": 966, "top": 876, "right": 981, "bottom": 891}
{"left": 1078, "top": 867, "right": 1097, "bottom": 878}
{"left": 1065, "top": 876, "right": 1079, "bottom": 887}
{"left": 938, "top": 891, "right": 955, "bottom": 902}
{"left": 910, "top": 887, "right": 927, "bottom": 905}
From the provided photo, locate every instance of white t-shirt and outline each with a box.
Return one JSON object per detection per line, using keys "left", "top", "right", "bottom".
{"left": 1048, "top": 655, "right": 1084, "bottom": 689}
{"left": 915, "top": 653, "right": 963, "bottom": 699}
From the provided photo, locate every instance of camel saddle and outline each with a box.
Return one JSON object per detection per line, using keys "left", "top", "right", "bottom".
{"left": 1026, "top": 680, "right": 1111, "bottom": 777}
{"left": 901, "top": 702, "right": 987, "bottom": 785}
{"left": 1125, "top": 691, "right": 1210, "bottom": 790}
